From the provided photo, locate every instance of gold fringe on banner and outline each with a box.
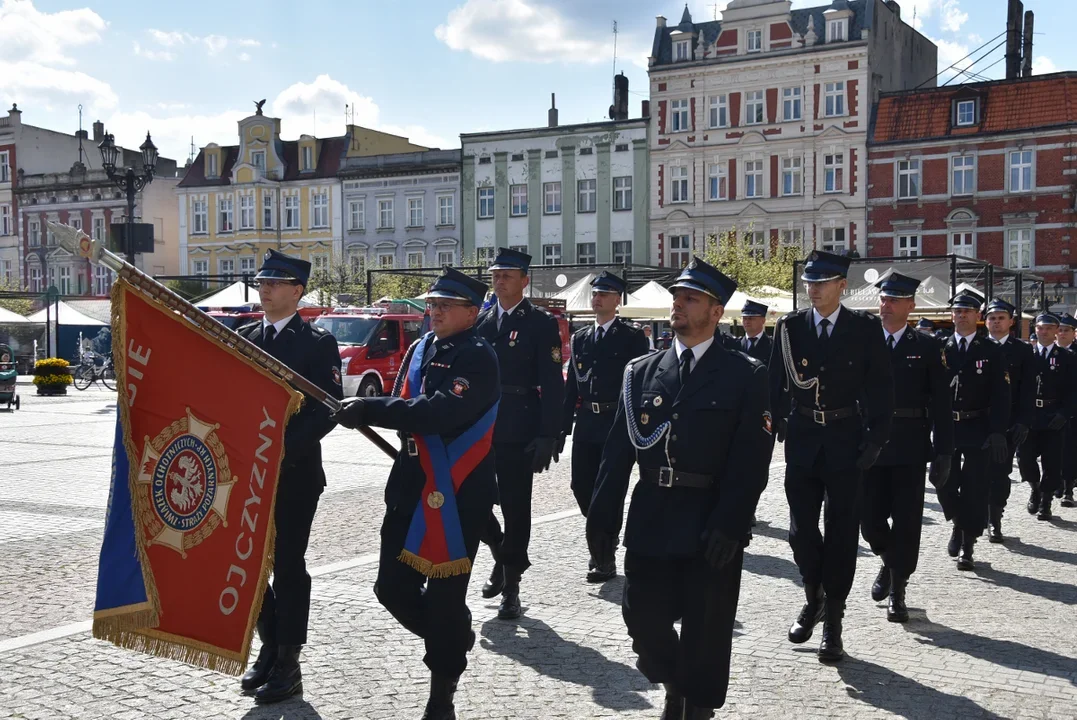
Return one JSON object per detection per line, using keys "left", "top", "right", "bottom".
{"left": 397, "top": 550, "right": 473, "bottom": 579}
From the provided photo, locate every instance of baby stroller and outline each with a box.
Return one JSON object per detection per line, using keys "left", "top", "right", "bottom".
{"left": 0, "top": 344, "right": 19, "bottom": 410}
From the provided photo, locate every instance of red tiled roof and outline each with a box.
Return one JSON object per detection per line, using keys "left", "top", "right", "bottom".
{"left": 178, "top": 136, "right": 347, "bottom": 187}
{"left": 872, "top": 72, "right": 1077, "bottom": 144}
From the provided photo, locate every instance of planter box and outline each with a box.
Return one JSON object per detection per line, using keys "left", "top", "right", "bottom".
{"left": 36, "top": 386, "right": 68, "bottom": 396}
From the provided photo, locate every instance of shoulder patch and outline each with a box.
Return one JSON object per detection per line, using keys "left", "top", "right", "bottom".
{"left": 449, "top": 377, "right": 470, "bottom": 398}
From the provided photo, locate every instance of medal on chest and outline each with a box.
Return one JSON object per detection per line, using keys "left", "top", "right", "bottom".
{"left": 509, "top": 330, "right": 518, "bottom": 348}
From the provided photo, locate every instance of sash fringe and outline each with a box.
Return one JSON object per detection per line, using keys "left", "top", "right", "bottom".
{"left": 397, "top": 549, "right": 472, "bottom": 579}
{"left": 89, "top": 628, "right": 245, "bottom": 676}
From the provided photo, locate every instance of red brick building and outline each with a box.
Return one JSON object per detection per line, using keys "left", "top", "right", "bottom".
{"left": 868, "top": 72, "right": 1077, "bottom": 303}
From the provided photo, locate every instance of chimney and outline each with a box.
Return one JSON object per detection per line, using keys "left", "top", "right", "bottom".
{"left": 610, "top": 72, "right": 629, "bottom": 121}
{"left": 656, "top": 15, "right": 667, "bottom": 28}
{"left": 548, "top": 93, "right": 558, "bottom": 128}
{"left": 1005, "top": 0, "right": 1024, "bottom": 80}
{"left": 7, "top": 104, "right": 21, "bottom": 128}
{"left": 92, "top": 120, "right": 104, "bottom": 143}
{"left": 1022, "top": 11, "right": 1034, "bottom": 77}
{"left": 642, "top": 100, "right": 651, "bottom": 118}
{"left": 883, "top": 0, "right": 900, "bottom": 19}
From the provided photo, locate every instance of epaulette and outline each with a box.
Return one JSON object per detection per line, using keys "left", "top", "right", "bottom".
{"left": 729, "top": 347, "right": 764, "bottom": 368}
{"left": 534, "top": 305, "right": 554, "bottom": 317}
{"left": 236, "top": 321, "right": 260, "bottom": 336}
{"left": 310, "top": 323, "right": 329, "bottom": 336}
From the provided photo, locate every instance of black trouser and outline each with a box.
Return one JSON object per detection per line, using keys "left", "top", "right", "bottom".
{"left": 860, "top": 464, "right": 926, "bottom": 580}
{"left": 481, "top": 442, "right": 534, "bottom": 575}
{"left": 988, "top": 429, "right": 1019, "bottom": 514}
{"left": 1018, "top": 428, "right": 1064, "bottom": 497}
{"left": 785, "top": 456, "right": 862, "bottom": 604}
{"left": 622, "top": 549, "right": 743, "bottom": 710}
{"left": 258, "top": 480, "right": 321, "bottom": 646}
{"left": 937, "top": 446, "right": 990, "bottom": 536}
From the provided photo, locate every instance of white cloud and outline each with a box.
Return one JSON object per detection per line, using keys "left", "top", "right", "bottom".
{"left": 238, "top": 52, "right": 251, "bottom": 62}
{"left": 0, "top": 59, "right": 117, "bottom": 112}
{"left": 941, "top": 0, "right": 967, "bottom": 33}
{"left": 1035, "top": 56, "right": 1059, "bottom": 75}
{"left": 148, "top": 29, "right": 187, "bottom": 47}
{"left": 133, "top": 42, "right": 174, "bottom": 62}
{"left": 144, "top": 28, "right": 259, "bottom": 57}
{"left": 237, "top": 38, "right": 261, "bottom": 47}
{"left": 104, "top": 108, "right": 249, "bottom": 165}
{"left": 202, "top": 34, "right": 229, "bottom": 55}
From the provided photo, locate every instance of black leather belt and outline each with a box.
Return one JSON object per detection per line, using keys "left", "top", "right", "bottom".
{"left": 893, "top": 408, "right": 929, "bottom": 419}
{"left": 584, "top": 401, "right": 617, "bottom": 414}
{"left": 1035, "top": 398, "right": 1059, "bottom": 408}
{"left": 953, "top": 408, "right": 989, "bottom": 421}
{"left": 640, "top": 467, "right": 713, "bottom": 489}
{"left": 501, "top": 385, "right": 537, "bottom": 396}
{"left": 796, "top": 404, "right": 860, "bottom": 426}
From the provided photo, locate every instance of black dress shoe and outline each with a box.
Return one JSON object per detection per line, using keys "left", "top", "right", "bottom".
{"left": 956, "top": 535, "right": 975, "bottom": 571}
{"left": 788, "top": 584, "right": 825, "bottom": 644}
{"left": 659, "top": 683, "right": 684, "bottom": 720}
{"left": 586, "top": 561, "right": 617, "bottom": 583}
{"left": 1027, "top": 487, "right": 1041, "bottom": 514}
{"left": 818, "top": 604, "right": 844, "bottom": 663}
{"left": 987, "top": 506, "right": 1004, "bottom": 543}
{"left": 870, "top": 563, "right": 891, "bottom": 602}
{"left": 240, "top": 642, "right": 277, "bottom": 694}
{"left": 946, "top": 525, "right": 961, "bottom": 558}
{"left": 481, "top": 562, "right": 505, "bottom": 599}
{"left": 498, "top": 580, "right": 522, "bottom": 620}
{"left": 887, "top": 575, "right": 909, "bottom": 623}
{"left": 1062, "top": 493, "right": 1076, "bottom": 508}
{"left": 420, "top": 672, "right": 459, "bottom": 720}
{"left": 683, "top": 702, "right": 715, "bottom": 719}
{"left": 1037, "top": 502, "right": 1052, "bottom": 521}
{"left": 253, "top": 645, "right": 303, "bottom": 705}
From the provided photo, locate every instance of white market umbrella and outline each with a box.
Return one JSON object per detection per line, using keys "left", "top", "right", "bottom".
{"left": 0, "top": 306, "right": 30, "bottom": 323}
{"left": 26, "top": 301, "right": 106, "bottom": 326}
{"left": 551, "top": 273, "right": 596, "bottom": 313}
{"left": 195, "top": 281, "right": 259, "bottom": 309}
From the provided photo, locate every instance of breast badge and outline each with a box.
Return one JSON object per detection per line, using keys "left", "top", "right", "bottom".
{"left": 640, "top": 412, "right": 650, "bottom": 425}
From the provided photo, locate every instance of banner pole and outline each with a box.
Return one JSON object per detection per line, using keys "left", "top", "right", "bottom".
{"left": 49, "top": 221, "right": 398, "bottom": 461}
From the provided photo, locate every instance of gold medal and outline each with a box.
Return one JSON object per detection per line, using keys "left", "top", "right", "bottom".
{"left": 653, "top": 396, "right": 663, "bottom": 407}
{"left": 801, "top": 358, "right": 809, "bottom": 367}
{"left": 427, "top": 491, "right": 445, "bottom": 509}
{"left": 641, "top": 412, "right": 650, "bottom": 425}
{"left": 509, "top": 341, "right": 516, "bottom": 347}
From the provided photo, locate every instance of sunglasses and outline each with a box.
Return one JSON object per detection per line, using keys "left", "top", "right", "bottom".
{"left": 426, "top": 300, "right": 472, "bottom": 312}
{"left": 256, "top": 279, "right": 299, "bottom": 289}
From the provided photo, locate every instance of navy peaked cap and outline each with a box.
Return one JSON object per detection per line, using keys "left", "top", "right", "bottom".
{"left": 669, "top": 256, "right": 737, "bottom": 304}
{"left": 801, "top": 250, "right": 851, "bottom": 282}
{"left": 255, "top": 249, "right": 311, "bottom": 286}
{"left": 591, "top": 270, "right": 626, "bottom": 294}
{"left": 876, "top": 272, "right": 921, "bottom": 298}
{"left": 426, "top": 266, "right": 488, "bottom": 307}
{"left": 488, "top": 247, "right": 531, "bottom": 272}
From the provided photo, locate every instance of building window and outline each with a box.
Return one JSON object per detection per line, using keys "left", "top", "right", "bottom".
{"left": 615, "top": 143, "right": 629, "bottom": 152}
{"left": 707, "top": 163, "right": 727, "bottom": 201}
{"left": 0, "top": 151, "right": 8, "bottom": 183}
{"left": 897, "top": 159, "right": 921, "bottom": 199}
{"left": 58, "top": 266, "right": 72, "bottom": 294}
{"left": 407, "top": 197, "right": 423, "bottom": 228}
{"left": 29, "top": 266, "right": 42, "bottom": 292}
{"left": 951, "top": 231, "right": 975, "bottom": 258}
{"left": 263, "top": 191, "right": 274, "bottom": 229}
{"left": 1009, "top": 150, "right": 1034, "bottom": 192}
{"left": 821, "top": 226, "right": 846, "bottom": 253}
{"left": 437, "top": 195, "right": 455, "bottom": 226}
{"left": 827, "top": 18, "right": 847, "bottom": 42}
{"left": 251, "top": 150, "right": 265, "bottom": 172}
{"left": 577, "top": 242, "right": 596, "bottom": 264}
{"left": 545, "top": 150, "right": 558, "bottom": 159}
{"left": 192, "top": 259, "right": 209, "bottom": 279}
{"left": 69, "top": 217, "right": 82, "bottom": 233}
{"left": 302, "top": 146, "right": 313, "bottom": 171}
{"left": 477, "top": 246, "right": 495, "bottom": 264}
{"left": 670, "top": 165, "right": 689, "bottom": 203}
{"left": 285, "top": 195, "right": 300, "bottom": 229}
{"left": 782, "top": 87, "right": 802, "bottom": 121}
{"left": 477, "top": 156, "right": 492, "bottom": 165}
{"left": 378, "top": 252, "right": 395, "bottom": 269}
{"left": 0, "top": 205, "right": 9, "bottom": 235}
{"left": 824, "top": 153, "right": 844, "bottom": 193}
{"left": 578, "top": 147, "right": 593, "bottom": 156}
{"left": 350, "top": 200, "right": 365, "bottom": 230}
{"left": 747, "top": 29, "right": 762, "bottom": 52}
{"left": 377, "top": 198, "right": 394, "bottom": 229}
{"left": 311, "top": 254, "right": 329, "bottom": 276}
{"left": 745, "top": 159, "right": 764, "bottom": 198}
{"left": 745, "top": 91, "right": 765, "bottom": 125}
{"left": 47, "top": 224, "right": 56, "bottom": 246}
{"left": 671, "top": 99, "right": 689, "bottom": 132}
{"left": 675, "top": 40, "right": 689, "bottom": 61}
{"left": 239, "top": 194, "right": 255, "bottom": 230}
{"left": 510, "top": 184, "right": 528, "bottom": 216}
{"left": 93, "top": 266, "right": 113, "bottom": 295}
{"left": 93, "top": 217, "right": 105, "bottom": 241}
{"left": 745, "top": 231, "right": 766, "bottom": 259}
{"left": 477, "top": 188, "right": 494, "bottom": 219}
{"left": 956, "top": 100, "right": 977, "bottom": 126}
{"left": 219, "top": 258, "right": 235, "bottom": 279}
{"left": 240, "top": 256, "right": 256, "bottom": 275}
{"left": 437, "top": 249, "right": 455, "bottom": 266}
{"left": 825, "top": 82, "right": 845, "bottom": 117}
{"left": 542, "top": 243, "right": 562, "bottom": 265}
{"left": 952, "top": 155, "right": 975, "bottom": 196}
{"left": 781, "top": 228, "right": 803, "bottom": 249}
{"left": 669, "top": 235, "right": 690, "bottom": 268}
{"left": 613, "top": 176, "right": 632, "bottom": 210}
{"left": 208, "top": 153, "right": 217, "bottom": 177}
{"left": 577, "top": 179, "right": 596, "bottom": 213}
{"left": 0, "top": 259, "right": 10, "bottom": 286}
{"left": 509, "top": 244, "right": 529, "bottom": 255}
{"left": 896, "top": 234, "right": 921, "bottom": 257}
{"left": 218, "top": 196, "right": 234, "bottom": 233}
{"left": 544, "top": 182, "right": 562, "bottom": 214}
{"left": 1007, "top": 228, "right": 1033, "bottom": 268}
{"left": 612, "top": 240, "right": 632, "bottom": 264}
{"left": 709, "top": 95, "right": 728, "bottom": 128}
{"left": 312, "top": 191, "right": 329, "bottom": 228}
{"left": 348, "top": 251, "right": 366, "bottom": 277}
{"left": 29, "top": 220, "right": 40, "bottom": 247}
{"left": 782, "top": 156, "right": 802, "bottom": 196}
{"left": 192, "top": 199, "right": 208, "bottom": 234}
{"left": 407, "top": 251, "right": 424, "bottom": 269}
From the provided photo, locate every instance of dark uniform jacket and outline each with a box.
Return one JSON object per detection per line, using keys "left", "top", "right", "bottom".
{"left": 724, "top": 332, "right": 773, "bottom": 366}
{"left": 769, "top": 306, "right": 894, "bottom": 470}
{"left": 943, "top": 332, "right": 1010, "bottom": 449}
{"left": 241, "top": 314, "right": 342, "bottom": 488}
{"left": 562, "top": 317, "right": 650, "bottom": 445}
{"left": 1026, "top": 344, "right": 1077, "bottom": 430}
{"left": 877, "top": 327, "right": 953, "bottom": 467}
{"left": 476, "top": 299, "right": 564, "bottom": 444}
{"left": 994, "top": 336, "right": 1036, "bottom": 429}
{"left": 362, "top": 328, "right": 501, "bottom": 517}
{"left": 587, "top": 342, "right": 771, "bottom": 557}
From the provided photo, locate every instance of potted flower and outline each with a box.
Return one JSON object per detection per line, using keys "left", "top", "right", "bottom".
{"left": 33, "top": 357, "right": 73, "bottom": 396}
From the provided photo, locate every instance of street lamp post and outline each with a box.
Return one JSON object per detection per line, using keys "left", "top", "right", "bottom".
{"left": 98, "top": 131, "right": 159, "bottom": 265}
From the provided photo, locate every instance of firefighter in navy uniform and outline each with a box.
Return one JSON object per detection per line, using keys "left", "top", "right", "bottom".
{"left": 587, "top": 258, "right": 770, "bottom": 720}
{"left": 560, "top": 271, "right": 649, "bottom": 582}
{"left": 860, "top": 273, "right": 953, "bottom": 624}
{"left": 1058, "top": 313, "right": 1077, "bottom": 507}
{"left": 1017, "top": 311, "right": 1076, "bottom": 521}
{"left": 984, "top": 299, "right": 1034, "bottom": 542}
{"left": 940, "top": 290, "right": 1010, "bottom": 571}
{"left": 769, "top": 250, "right": 893, "bottom": 663}
{"left": 726, "top": 299, "right": 773, "bottom": 364}
{"left": 238, "top": 250, "right": 343, "bottom": 704}
{"left": 475, "top": 248, "right": 565, "bottom": 620}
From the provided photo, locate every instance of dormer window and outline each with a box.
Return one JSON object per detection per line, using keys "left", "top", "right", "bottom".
{"left": 302, "top": 146, "right": 313, "bottom": 171}
{"left": 207, "top": 153, "right": 217, "bottom": 177}
{"left": 251, "top": 150, "right": 265, "bottom": 171}
{"left": 955, "top": 99, "right": 978, "bottom": 126}
{"left": 827, "top": 18, "right": 847, "bottom": 42}
{"left": 674, "top": 40, "right": 690, "bottom": 61}
{"left": 747, "top": 29, "right": 762, "bottom": 53}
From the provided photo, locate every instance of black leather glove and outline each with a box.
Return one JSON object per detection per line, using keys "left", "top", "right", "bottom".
{"left": 928, "top": 454, "right": 952, "bottom": 490}
{"left": 526, "top": 436, "right": 555, "bottom": 473}
{"left": 855, "top": 442, "right": 882, "bottom": 471}
{"left": 1047, "top": 413, "right": 1068, "bottom": 432}
{"left": 1012, "top": 423, "right": 1029, "bottom": 448}
{"left": 586, "top": 528, "right": 616, "bottom": 568}
{"left": 701, "top": 528, "right": 740, "bottom": 570}
{"left": 556, "top": 432, "right": 567, "bottom": 461}
{"left": 776, "top": 418, "right": 788, "bottom": 443}
{"left": 982, "top": 432, "right": 1009, "bottom": 465}
{"left": 331, "top": 397, "right": 366, "bottom": 429}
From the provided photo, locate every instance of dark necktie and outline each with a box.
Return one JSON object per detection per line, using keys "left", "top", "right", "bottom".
{"left": 818, "top": 319, "right": 831, "bottom": 355}
{"left": 263, "top": 325, "right": 277, "bottom": 347}
{"left": 959, "top": 337, "right": 967, "bottom": 354}
{"left": 679, "top": 348, "right": 694, "bottom": 387}
{"left": 1042, "top": 347, "right": 1049, "bottom": 359}
{"left": 887, "top": 335, "right": 895, "bottom": 351}
{"left": 596, "top": 326, "right": 605, "bottom": 344}
{"left": 748, "top": 337, "right": 757, "bottom": 352}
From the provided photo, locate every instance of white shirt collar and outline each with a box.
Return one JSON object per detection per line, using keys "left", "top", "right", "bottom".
{"left": 673, "top": 335, "right": 714, "bottom": 365}
{"left": 882, "top": 326, "right": 904, "bottom": 345}
{"left": 263, "top": 313, "right": 296, "bottom": 335}
{"left": 812, "top": 306, "right": 841, "bottom": 330}
{"left": 594, "top": 317, "right": 616, "bottom": 334}
{"left": 1040, "top": 342, "right": 1057, "bottom": 355}
{"left": 498, "top": 299, "right": 523, "bottom": 318}
{"left": 990, "top": 334, "right": 1009, "bottom": 345}
{"left": 745, "top": 331, "right": 765, "bottom": 342}
{"left": 955, "top": 330, "right": 977, "bottom": 346}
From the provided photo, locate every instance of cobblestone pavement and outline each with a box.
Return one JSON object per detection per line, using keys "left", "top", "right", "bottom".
{"left": 1, "top": 391, "right": 1076, "bottom": 719}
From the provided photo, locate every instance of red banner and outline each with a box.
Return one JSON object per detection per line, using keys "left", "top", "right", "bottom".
{"left": 93, "top": 279, "right": 302, "bottom": 675}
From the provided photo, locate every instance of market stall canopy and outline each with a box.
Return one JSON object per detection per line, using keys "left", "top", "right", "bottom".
{"left": 550, "top": 273, "right": 596, "bottom": 313}
{"left": 26, "top": 301, "right": 106, "bottom": 326}
{"left": 0, "top": 307, "right": 31, "bottom": 324}
{"left": 843, "top": 270, "right": 951, "bottom": 312}
{"left": 195, "top": 281, "right": 259, "bottom": 310}
{"left": 623, "top": 281, "right": 793, "bottom": 321}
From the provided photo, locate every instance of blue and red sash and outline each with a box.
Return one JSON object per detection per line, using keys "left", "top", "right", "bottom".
{"left": 397, "top": 334, "right": 497, "bottom": 578}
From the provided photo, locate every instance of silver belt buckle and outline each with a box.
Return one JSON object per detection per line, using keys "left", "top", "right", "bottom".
{"left": 407, "top": 438, "right": 418, "bottom": 456}
{"left": 591, "top": 402, "right": 601, "bottom": 413}
{"left": 658, "top": 467, "right": 674, "bottom": 488}
{"left": 1036, "top": 399, "right": 1044, "bottom": 408}
{"left": 813, "top": 409, "right": 827, "bottom": 425}
{"left": 953, "top": 411, "right": 962, "bottom": 421}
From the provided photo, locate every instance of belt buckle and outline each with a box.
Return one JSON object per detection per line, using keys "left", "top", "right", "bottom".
{"left": 812, "top": 409, "right": 827, "bottom": 426}
{"left": 591, "top": 402, "right": 601, "bottom": 414}
{"left": 1036, "top": 399, "right": 1044, "bottom": 408}
{"left": 407, "top": 438, "right": 418, "bottom": 456}
{"left": 658, "top": 467, "right": 674, "bottom": 488}
{"left": 952, "top": 411, "right": 961, "bottom": 421}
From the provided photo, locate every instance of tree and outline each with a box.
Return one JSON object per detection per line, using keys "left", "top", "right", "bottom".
{"left": 164, "top": 278, "right": 213, "bottom": 302}
{"left": 0, "top": 279, "right": 33, "bottom": 317}
{"left": 700, "top": 226, "right": 799, "bottom": 293}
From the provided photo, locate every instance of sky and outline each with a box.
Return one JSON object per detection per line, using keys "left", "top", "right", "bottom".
{"left": 0, "top": 0, "right": 1069, "bottom": 166}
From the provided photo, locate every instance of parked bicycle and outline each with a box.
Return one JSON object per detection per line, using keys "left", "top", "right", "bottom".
{"left": 74, "top": 351, "right": 116, "bottom": 391}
